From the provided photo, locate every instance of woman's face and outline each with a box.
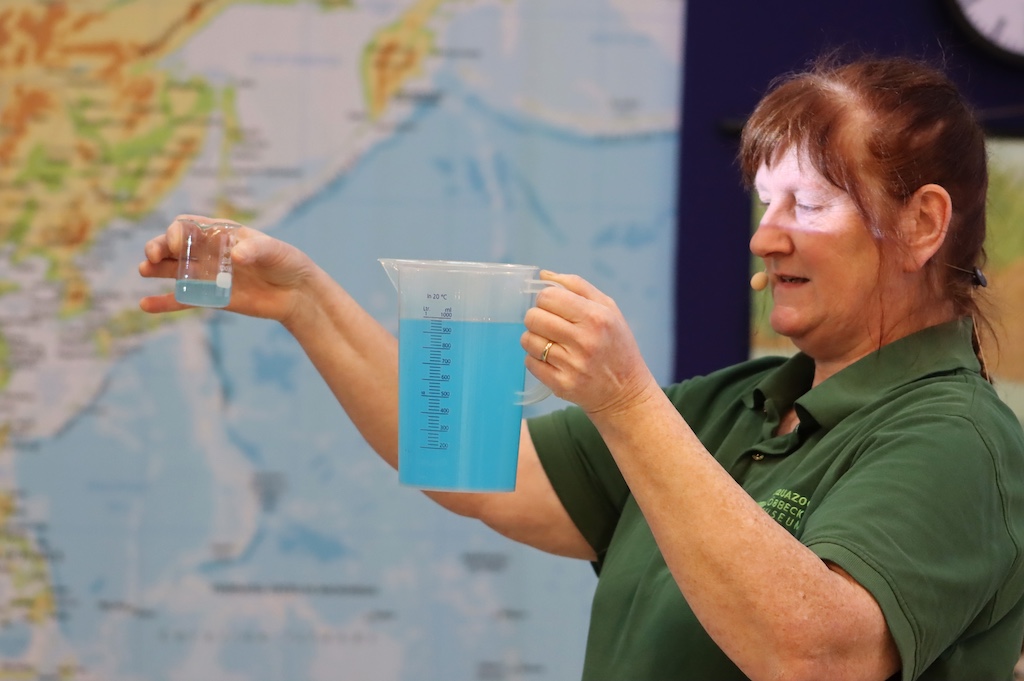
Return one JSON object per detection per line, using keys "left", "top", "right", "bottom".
{"left": 750, "top": 148, "right": 889, "bottom": 367}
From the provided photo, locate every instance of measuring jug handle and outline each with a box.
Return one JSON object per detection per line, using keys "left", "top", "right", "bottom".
{"left": 522, "top": 279, "right": 564, "bottom": 296}
{"left": 517, "top": 279, "right": 565, "bottom": 406}
{"left": 517, "top": 383, "right": 552, "bottom": 406}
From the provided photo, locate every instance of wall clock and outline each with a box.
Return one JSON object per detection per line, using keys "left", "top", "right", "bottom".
{"left": 945, "top": 0, "right": 1024, "bottom": 67}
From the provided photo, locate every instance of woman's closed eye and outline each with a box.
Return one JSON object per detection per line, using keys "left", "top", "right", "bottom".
{"left": 796, "top": 202, "right": 824, "bottom": 213}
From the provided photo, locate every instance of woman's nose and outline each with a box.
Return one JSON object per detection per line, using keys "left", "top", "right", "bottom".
{"left": 749, "top": 207, "right": 793, "bottom": 258}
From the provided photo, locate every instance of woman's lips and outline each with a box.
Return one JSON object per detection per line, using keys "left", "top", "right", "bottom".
{"left": 775, "top": 274, "right": 809, "bottom": 285}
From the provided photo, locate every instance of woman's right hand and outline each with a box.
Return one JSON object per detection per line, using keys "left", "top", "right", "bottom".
{"left": 138, "top": 214, "right": 317, "bottom": 325}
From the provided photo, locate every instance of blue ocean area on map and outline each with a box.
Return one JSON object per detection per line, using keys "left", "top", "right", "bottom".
{"left": 444, "top": 2, "right": 681, "bottom": 121}
{"left": 284, "top": 74, "right": 679, "bottom": 364}
{"left": 0, "top": 621, "right": 30, "bottom": 657}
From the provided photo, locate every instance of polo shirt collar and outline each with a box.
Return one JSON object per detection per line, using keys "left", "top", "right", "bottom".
{"left": 745, "top": 318, "right": 980, "bottom": 433}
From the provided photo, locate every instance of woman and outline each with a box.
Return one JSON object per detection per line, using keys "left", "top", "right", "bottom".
{"left": 140, "top": 55, "right": 1024, "bottom": 680}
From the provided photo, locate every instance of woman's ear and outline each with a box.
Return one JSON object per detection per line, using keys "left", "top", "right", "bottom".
{"left": 900, "top": 183, "right": 952, "bottom": 272}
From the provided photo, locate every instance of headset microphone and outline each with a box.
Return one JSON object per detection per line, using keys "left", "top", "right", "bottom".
{"left": 750, "top": 271, "right": 769, "bottom": 292}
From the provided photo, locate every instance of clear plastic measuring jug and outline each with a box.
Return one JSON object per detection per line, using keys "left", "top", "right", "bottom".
{"left": 380, "top": 259, "right": 555, "bottom": 492}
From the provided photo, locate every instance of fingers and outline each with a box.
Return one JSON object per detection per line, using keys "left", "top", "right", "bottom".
{"left": 522, "top": 270, "right": 625, "bottom": 374}
{"left": 524, "top": 305, "right": 573, "bottom": 351}
{"left": 229, "top": 230, "right": 275, "bottom": 268}
{"left": 143, "top": 214, "right": 242, "bottom": 265}
{"left": 142, "top": 234, "right": 170, "bottom": 265}
{"left": 523, "top": 271, "right": 653, "bottom": 414}
{"left": 533, "top": 271, "right": 617, "bottom": 324}
{"left": 138, "top": 292, "right": 189, "bottom": 314}
{"left": 137, "top": 256, "right": 178, "bottom": 279}
{"left": 142, "top": 217, "right": 187, "bottom": 264}
{"left": 142, "top": 214, "right": 255, "bottom": 271}
{"left": 522, "top": 331, "right": 562, "bottom": 364}
{"left": 539, "top": 271, "right": 616, "bottom": 306}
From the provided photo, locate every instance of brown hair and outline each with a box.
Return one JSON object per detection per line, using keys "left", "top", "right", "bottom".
{"left": 739, "top": 54, "right": 992, "bottom": 377}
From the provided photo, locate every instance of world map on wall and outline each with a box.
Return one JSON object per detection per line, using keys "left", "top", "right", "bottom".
{"left": 0, "top": 1, "right": 685, "bottom": 679}
{"left": 751, "top": 139, "right": 1024, "bottom": 422}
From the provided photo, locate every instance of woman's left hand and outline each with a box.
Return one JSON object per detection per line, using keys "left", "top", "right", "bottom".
{"left": 522, "top": 271, "right": 658, "bottom": 416}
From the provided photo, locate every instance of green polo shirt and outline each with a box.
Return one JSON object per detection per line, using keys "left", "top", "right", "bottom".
{"left": 528, "top": 318, "right": 1024, "bottom": 681}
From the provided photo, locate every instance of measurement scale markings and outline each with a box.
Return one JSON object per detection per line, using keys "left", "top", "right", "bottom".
{"left": 414, "top": 317, "right": 455, "bottom": 449}
{"left": 423, "top": 417, "right": 442, "bottom": 433}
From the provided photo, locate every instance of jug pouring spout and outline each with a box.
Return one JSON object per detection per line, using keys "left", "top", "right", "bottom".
{"left": 378, "top": 258, "right": 401, "bottom": 291}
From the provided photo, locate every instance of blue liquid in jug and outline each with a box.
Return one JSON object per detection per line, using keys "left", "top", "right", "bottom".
{"left": 175, "top": 279, "right": 231, "bottom": 308}
{"left": 398, "top": 319, "right": 527, "bottom": 491}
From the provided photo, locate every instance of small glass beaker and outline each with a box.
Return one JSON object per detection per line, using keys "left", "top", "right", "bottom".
{"left": 175, "top": 218, "right": 239, "bottom": 308}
